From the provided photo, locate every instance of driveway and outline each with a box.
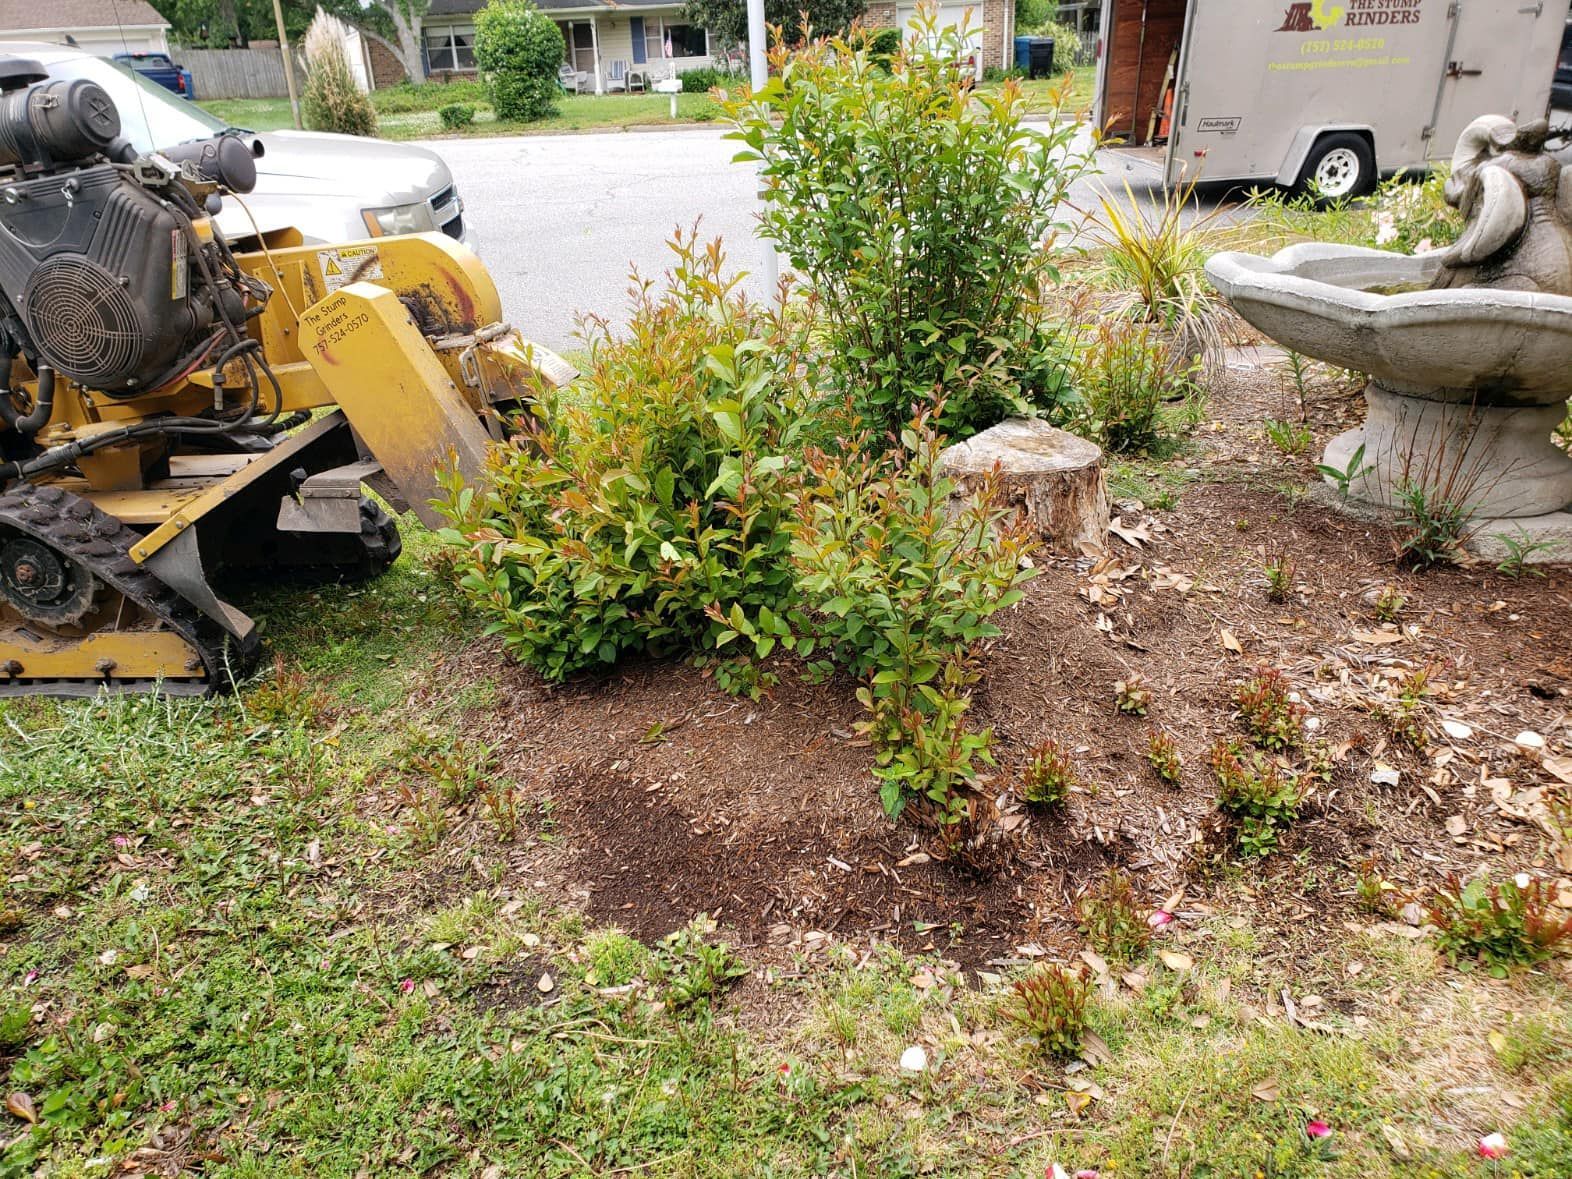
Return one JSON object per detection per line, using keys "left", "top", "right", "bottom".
{"left": 425, "top": 125, "right": 1221, "bottom": 353}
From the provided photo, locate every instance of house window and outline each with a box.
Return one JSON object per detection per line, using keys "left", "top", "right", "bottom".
{"left": 642, "top": 18, "right": 709, "bottom": 60}
{"left": 425, "top": 24, "right": 475, "bottom": 71}
{"left": 557, "top": 21, "right": 596, "bottom": 74}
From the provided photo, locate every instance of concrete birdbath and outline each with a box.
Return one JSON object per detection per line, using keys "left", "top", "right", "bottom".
{"left": 1205, "top": 116, "right": 1572, "bottom": 559}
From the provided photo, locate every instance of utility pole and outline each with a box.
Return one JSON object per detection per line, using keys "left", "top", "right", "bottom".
{"left": 745, "top": 0, "right": 777, "bottom": 293}
{"left": 272, "top": 0, "right": 302, "bottom": 130}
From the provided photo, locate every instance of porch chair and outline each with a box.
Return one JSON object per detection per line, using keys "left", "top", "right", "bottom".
{"left": 605, "top": 59, "right": 631, "bottom": 92}
{"left": 626, "top": 65, "right": 648, "bottom": 93}
{"left": 558, "top": 63, "right": 588, "bottom": 93}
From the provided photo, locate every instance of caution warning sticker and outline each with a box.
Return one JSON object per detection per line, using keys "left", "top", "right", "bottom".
{"left": 316, "top": 244, "right": 384, "bottom": 293}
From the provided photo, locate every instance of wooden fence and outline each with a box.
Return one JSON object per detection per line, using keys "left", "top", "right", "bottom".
{"left": 178, "top": 47, "right": 299, "bottom": 100}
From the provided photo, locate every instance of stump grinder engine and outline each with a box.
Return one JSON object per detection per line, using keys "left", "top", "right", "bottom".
{"left": 0, "top": 57, "right": 571, "bottom": 695}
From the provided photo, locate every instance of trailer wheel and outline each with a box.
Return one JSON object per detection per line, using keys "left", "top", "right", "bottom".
{"left": 1296, "top": 133, "right": 1375, "bottom": 203}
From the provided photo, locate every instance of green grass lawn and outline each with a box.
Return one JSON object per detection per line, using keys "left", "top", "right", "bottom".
{"left": 4, "top": 505, "right": 1570, "bottom": 1176}
{"left": 198, "top": 68, "right": 1091, "bottom": 141}
{"left": 200, "top": 90, "right": 724, "bottom": 141}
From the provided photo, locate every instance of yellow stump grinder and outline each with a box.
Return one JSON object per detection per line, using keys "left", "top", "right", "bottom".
{"left": 0, "top": 57, "right": 569, "bottom": 695}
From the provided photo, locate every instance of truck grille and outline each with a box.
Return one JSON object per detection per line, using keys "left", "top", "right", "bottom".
{"left": 428, "top": 184, "right": 464, "bottom": 240}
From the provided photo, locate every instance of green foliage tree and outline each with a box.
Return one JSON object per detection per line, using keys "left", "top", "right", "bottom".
{"left": 725, "top": 11, "right": 1093, "bottom": 441}
{"left": 301, "top": 9, "right": 378, "bottom": 137}
{"left": 681, "top": 0, "right": 866, "bottom": 50}
{"left": 474, "top": 0, "right": 565, "bottom": 123}
{"left": 1014, "top": 0, "right": 1057, "bottom": 33}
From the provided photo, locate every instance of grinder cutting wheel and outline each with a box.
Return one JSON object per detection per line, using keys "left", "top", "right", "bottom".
{"left": 0, "top": 56, "right": 573, "bottom": 695}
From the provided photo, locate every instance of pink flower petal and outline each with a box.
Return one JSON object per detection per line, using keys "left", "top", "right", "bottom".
{"left": 23, "top": 970, "right": 38, "bottom": 985}
{"left": 1148, "top": 910, "right": 1174, "bottom": 929}
{"left": 1075, "top": 1171, "right": 1101, "bottom": 1179}
{"left": 398, "top": 978, "right": 415, "bottom": 994}
{"left": 1478, "top": 1132, "right": 1508, "bottom": 1159}
{"left": 1306, "top": 1120, "right": 1332, "bottom": 1139}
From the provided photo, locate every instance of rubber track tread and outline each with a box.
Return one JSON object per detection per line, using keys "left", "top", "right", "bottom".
{"left": 0, "top": 483, "right": 257, "bottom": 694}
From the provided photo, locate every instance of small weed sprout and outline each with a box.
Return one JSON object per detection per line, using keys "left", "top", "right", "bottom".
{"left": 1146, "top": 730, "right": 1182, "bottom": 786}
{"left": 1076, "top": 870, "right": 1151, "bottom": 962}
{"left": 1493, "top": 530, "right": 1559, "bottom": 578}
{"left": 1315, "top": 443, "right": 1372, "bottom": 499}
{"left": 1265, "top": 419, "right": 1313, "bottom": 457}
{"left": 1354, "top": 857, "right": 1398, "bottom": 917}
{"left": 1231, "top": 667, "right": 1307, "bottom": 752}
{"left": 1263, "top": 548, "right": 1297, "bottom": 604}
{"left": 1372, "top": 584, "right": 1407, "bottom": 623}
{"left": 395, "top": 780, "right": 448, "bottom": 850}
{"left": 1284, "top": 349, "right": 1312, "bottom": 420}
{"left": 480, "top": 780, "right": 523, "bottom": 843}
{"left": 1394, "top": 479, "right": 1474, "bottom": 568}
{"left": 1380, "top": 665, "right": 1434, "bottom": 750}
{"left": 412, "top": 739, "right": 493, "bottom": 806}
{"left": 652, "top": 914, "right": 749, "bottom": 1012}
{"left": 1007, "top": 963, "right": 1091, "bottom": 1058}
{"left": 1425, "top": 873, "right": 1572, "bottom": 977}
{"left": 1020, "top": 739, "right": 1078, "bottom": 806}
{"left": 248, "top": 656, "right": 328, "bottom": 727}
{"left": 1211, "top": 740, "right": 1302, "bottom": 858}
{"left": 1114, "top": 674, "right": 1153, "bottom": 717}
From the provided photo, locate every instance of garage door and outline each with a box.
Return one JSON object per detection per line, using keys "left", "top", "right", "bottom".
{"left": 896, "top": 3, "right": 983, "bottom": 81}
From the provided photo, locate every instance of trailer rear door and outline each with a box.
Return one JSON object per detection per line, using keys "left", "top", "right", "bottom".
{"left": 1426, "top": 3, "right": 1559, "bottom": 159}
{"left": 1164, "top": 0, "right": 1450, "bottom": 188}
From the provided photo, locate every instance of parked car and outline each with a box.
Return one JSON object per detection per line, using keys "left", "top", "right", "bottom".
{"left": 1554, "top": 22, "right": 1572, "bottom": 112}
{"left": 112, "top": 50, "right": 196, "bottom": 100}
{"left": 11, "top": 43, "right": 472, "bottom": 252}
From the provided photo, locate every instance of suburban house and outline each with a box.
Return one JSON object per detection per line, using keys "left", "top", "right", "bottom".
{"left": 405, "top": 0, "right": 1012, "bottom": 92}
{"left": 416, "top": 0, "right": 730, "bottom": 93}
{"left": 0, "top": 0, "right": 171, "bottom": 55}
{"left": 864, "top": 1, "right": 1014, "bottom": 76}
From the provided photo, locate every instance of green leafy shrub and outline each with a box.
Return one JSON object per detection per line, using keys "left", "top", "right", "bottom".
{"left": 475, "top": 0, "right": 566, "bottom": 122}
{"left": 1262, "top": 548, "right": 1295, "bottom": 603}
{"left": 438, "top": 102, "right": 477, "bottom": 129}
{"left": 301, "top": 10, "right": 377, "bottom": 137}
{"left": 1369, "top": 167, "right": 1460, "bottom": 254}
{"left": 1231, "top": 667, "right": 1306, "bottom": 752}
{"left": 1211, "top": 739, "right": 1302, "bottom": 858}
{"left": 678, "top": 65, "right": 742, "bottom": 92}
{"left": 791, "top": 412, "right": 1037, "bottom": 821}
{"left": 372, "top": 79, "right": 488, "bottom": 113}
{"left": 1007, "top": 964, "right": 1091, "bottom": 1057}
{"left": 1020, "top": 738, "right": 1077, "bottom": 805}
{"left": 1076, "top": 869, "right": 1150, "bottom": 962}
{"left": 725, "top": 14, "right": 1093, "bottom": 441}
{"left": 1425, "top": 874, "right": 1572, "bottom": 977}
{"left": 438, "top": 233, "right": 808, "bottom": 692}
{"left": 859, "top": 26, "right": 903, "bottom": 70}
{"left": 1069, "top": 318, "right": 1197, "bottom": 454}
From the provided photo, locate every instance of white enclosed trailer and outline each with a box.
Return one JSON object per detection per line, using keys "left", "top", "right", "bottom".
{"left": 1092, "top": 0, "right": 1562, "bottom": 197}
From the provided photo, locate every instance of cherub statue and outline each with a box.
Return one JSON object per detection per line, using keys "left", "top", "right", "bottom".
{"left": 1431, "top": 115, "right": 1572, "bottom": 296}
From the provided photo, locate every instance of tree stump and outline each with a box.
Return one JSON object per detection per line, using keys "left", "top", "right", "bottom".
{"left": 939, "top": 419, "right": 1108, "bottom": 555}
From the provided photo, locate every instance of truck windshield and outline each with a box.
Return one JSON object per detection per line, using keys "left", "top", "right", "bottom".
{"left": 45, "top": 55, "right": 233, "bottom": 152}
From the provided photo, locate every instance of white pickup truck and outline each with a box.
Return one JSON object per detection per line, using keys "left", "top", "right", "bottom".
{"left": 12, "top": 42, "right": 474, "bottom": 251}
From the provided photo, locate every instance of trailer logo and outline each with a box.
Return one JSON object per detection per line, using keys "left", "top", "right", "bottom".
{"left": 1278, "top": 0, "right": 1421, "bottom": 30}
{"left": 1277, "top": 0, "right": 1344, "bottom": 30}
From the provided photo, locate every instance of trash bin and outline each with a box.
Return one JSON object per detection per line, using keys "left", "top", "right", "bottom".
{"left": 1013, "top": 35, "right": 1033, "bottom": 74}
{"left": 1028, "top": 36, "right": 1056, "bottom": 79}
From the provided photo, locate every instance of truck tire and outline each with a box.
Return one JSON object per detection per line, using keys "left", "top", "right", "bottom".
{"left": 1295, "top": 133, "right": 1375, "bottom": 203}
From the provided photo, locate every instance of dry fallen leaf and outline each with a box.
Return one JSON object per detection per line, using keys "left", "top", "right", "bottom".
{"left": 536, "top": 972, "right": 555, "bottom": 994}
{"left": 1158, "top": 949, "right": 1194, "bottom": 973}
{"left": 1063, "top": 1090, "right": 1092, "bottom": 1117}
{"left": 1251, "top": 1078, "right": 1280, "bottom": 1102}
{"left": 1219, "top": 628, "right": 1243, "bottom": 654}
{"left": 5, "top": 1091, "right": 37, "bottom": 1124}
{"left": 1351, "top": 628, "right": 1405, "bottom": 645}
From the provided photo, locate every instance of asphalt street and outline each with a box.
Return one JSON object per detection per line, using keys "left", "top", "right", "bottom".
{"left": 421, "top": 124, "right": 1202, "bottom": 353}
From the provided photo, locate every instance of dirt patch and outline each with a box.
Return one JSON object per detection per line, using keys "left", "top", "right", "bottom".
{"left": 418, "top": 353, "right": 1572, "bottom": 973}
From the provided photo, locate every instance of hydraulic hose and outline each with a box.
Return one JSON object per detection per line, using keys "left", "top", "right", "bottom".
{"left": 0, "top": 365, "right": 54, "bottom": 437}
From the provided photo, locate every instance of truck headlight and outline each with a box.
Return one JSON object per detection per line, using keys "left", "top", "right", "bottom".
{"left": 360, "top": 201, "right": 437, "bottom": 236}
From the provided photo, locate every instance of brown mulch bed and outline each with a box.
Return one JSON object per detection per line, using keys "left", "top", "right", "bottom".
{"left": 403, "top": 352, "right": 1572, "bottom": 974}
